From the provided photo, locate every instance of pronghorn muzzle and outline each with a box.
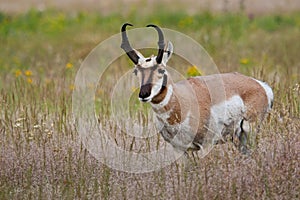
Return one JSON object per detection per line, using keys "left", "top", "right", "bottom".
{"left": 139, "top": 84, "right": 152, "bottom": 101}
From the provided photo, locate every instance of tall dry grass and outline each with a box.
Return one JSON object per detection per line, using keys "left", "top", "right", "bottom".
{"left": 0, "top": 9, "right": 299, "bottom": 199}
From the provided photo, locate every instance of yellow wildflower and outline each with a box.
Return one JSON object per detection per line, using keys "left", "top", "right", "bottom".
{"left": 24, "top": 70, "right": 32, "bottom": 76}
{"left": 240, "top": 58, "right": 250, "bottom": 65}
{"left": 15, "top": 69, "right": 22, "bottom": 77}
{"left": 187, "top": 66, "right": 202, "bottom": 77}
{"left": 66, "top": 62, "right": 73, "bottom": 69}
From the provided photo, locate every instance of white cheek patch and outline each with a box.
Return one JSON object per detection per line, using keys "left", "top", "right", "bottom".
{"left": 151, "top": 78, "right": 164, "bottom": 95}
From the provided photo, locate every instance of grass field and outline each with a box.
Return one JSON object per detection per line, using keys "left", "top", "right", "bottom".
{"left": 0, "top": 8, "right": 299, "bottom": 199}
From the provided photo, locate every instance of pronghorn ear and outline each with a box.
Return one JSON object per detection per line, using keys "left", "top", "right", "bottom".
{"left": 161, "top": 41, "right": 173, "bottom": 66}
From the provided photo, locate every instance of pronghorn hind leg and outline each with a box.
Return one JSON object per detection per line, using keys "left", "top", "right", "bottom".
{"left": 238, "top": 119, "right": 251, "bottom": 155}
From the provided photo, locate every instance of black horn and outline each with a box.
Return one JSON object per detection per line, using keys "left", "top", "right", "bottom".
{"left": 121, "top": 23, "right": 139, "bottom": 64}
{"left": 146, "top": 24, "right": 165, "bottom": 64}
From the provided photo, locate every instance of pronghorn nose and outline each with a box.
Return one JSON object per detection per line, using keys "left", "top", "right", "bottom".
{"left": 139, "top": 84, "right": 152, "bottom": 100}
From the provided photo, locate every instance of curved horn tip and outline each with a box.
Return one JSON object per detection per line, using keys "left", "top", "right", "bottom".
{"left": 121, "top": 23, "right": 133, "bottom": 31}
{"left": 146, "top": 24, "right": 158, "bottom": 28}
{"left": 146, "top": 23, "right": 165, "bottom": 63}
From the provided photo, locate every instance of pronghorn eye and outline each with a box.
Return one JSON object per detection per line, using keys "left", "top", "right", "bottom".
{"left": 158, "top": 69, "right": 165, "bottom": 74}
{"left": 133, "top": 69, "right": 138, "bottom": 75}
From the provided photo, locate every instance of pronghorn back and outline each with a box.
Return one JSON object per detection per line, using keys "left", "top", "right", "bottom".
{"left": 189, "top": 72, "right": 273, "bottom": 121}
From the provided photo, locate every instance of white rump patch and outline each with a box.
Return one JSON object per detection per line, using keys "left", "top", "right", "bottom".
{"left": 253, "top": 79, "right": 274, "bottom": 110}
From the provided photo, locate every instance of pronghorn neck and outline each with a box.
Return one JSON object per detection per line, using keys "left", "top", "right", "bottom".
{"left": 151, "top": 74, "right": 169, "bottom": 104}
{"left": 150, "top": 74, "right": 174, "bottom": 110}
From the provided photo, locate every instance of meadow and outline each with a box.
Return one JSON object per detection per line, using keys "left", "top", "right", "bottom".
{"left": 0, "top": 8, "right": 299, "bottom": 199}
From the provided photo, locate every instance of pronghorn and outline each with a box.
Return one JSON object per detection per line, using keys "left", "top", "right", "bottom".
{"left": 121, "top": 23, "right": 274, "bottom": 156}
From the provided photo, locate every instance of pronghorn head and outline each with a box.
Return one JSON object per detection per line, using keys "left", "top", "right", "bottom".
{"left": 121, "top": 23, "right": 173, "bottom": 102}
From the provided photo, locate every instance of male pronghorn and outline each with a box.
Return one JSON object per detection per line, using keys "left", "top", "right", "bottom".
{"left": 121, "top": 23, "right": 273, "bottom": 155}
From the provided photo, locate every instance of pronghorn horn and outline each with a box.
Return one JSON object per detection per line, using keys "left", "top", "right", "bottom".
{"left": 146, "top": 24, "right": 165, "bottom": 64}
{"left": 121, "top": 23, "right": 139, "bottom": 64}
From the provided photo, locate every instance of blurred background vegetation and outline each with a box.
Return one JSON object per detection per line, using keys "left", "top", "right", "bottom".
{"left": 0, "top": 1, "right": 299, "bottom": 89}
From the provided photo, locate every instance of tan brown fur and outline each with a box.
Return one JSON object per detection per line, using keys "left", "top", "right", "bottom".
{"left": 151, "top": 72, "right": 270, "bottom": 147}
{"left": 196, "top": 72, "right": 269, "bottom": 121}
